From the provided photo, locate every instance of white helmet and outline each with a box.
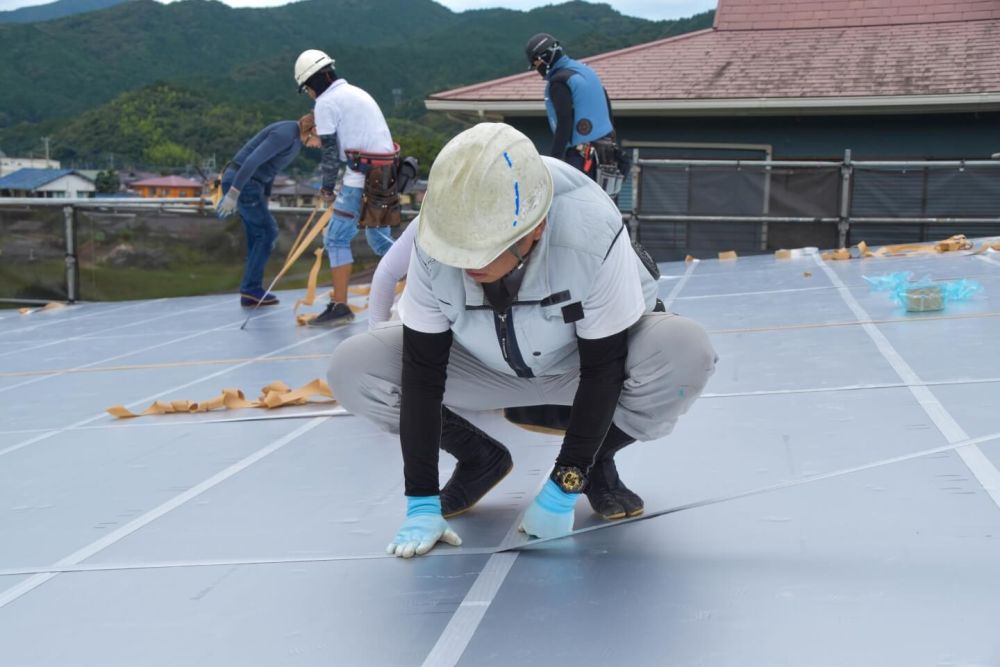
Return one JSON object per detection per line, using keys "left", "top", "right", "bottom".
{"left": 418, "top": 123, "right": 553, "bottom": 269}
{"left": 294, "top": 49, "right": 335, "bottom": 91}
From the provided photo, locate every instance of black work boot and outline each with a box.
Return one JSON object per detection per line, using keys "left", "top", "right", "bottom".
{"left": 585, "top": 423, "right": 644, "bottom": 520}
{"left": 308, "top": 301, "right": 354, "bottom": 326}
{"left": 439, "top": 408, "right": 513, "bottom": 518}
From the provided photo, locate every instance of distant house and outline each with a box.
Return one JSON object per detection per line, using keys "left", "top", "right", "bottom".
{"left": 120, "top": 170, "right": 159, "bottom": 187}
{"left": 270, "top": 182, "right": 319, "bottom": 209}
{"left": 0, "top": 156, "right": 61, "bottom": 178}
{"left": 0, "top": 168, "right": 95, "bottom": 198}
{"left": 129, "top": 175, "right": 203, "bottom": 198}
{"left": 426, "top": 0, "right": 1000, "bottom": 161}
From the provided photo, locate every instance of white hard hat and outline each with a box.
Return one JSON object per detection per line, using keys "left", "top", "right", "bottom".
{"left": 418, "top": 123, "right": 553, "bottom": 269}
{"left": 294, "top": 49, "right": 335, "bottom": 90}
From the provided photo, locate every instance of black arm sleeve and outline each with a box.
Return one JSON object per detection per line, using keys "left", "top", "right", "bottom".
{"left": 555, "top": 329, "right": 629, "bottom": 470}
{"left": 400, "top": 325, "right": 453, "bottom": 497}
{"left": 548, "top": 78, "right": 575, "bottom": 158}
{"left": 319, "top": 133, "right": 340, "bottom": 192}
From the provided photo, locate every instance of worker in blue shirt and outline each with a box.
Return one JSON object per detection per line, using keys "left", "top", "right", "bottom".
{"left": 217, "top": 113, "right": 320, "bottom": 306}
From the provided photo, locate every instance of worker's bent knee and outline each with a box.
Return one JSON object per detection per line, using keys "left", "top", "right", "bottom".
{"left": 616, "top": 314, "right": 716, "bottom": 441}
{"left": 328, "top": 328, "right": 404, "bottom": 430}
{"left": 328, "top": 334, "right": 373, "bottom": 408}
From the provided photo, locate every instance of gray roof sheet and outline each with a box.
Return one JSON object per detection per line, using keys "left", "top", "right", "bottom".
{"left": 1, "top": 245, "right": 999, "bottom": 665}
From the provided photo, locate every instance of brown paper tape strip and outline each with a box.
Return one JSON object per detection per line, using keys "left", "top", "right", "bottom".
{"left": 107, "top": 378, "right": 335, "bottom": 419}
{"left": 18, "top": 302, "right": 66, "bottom": 316}
{"left": 821, "top": 234, "right": 974, "bottom": 261}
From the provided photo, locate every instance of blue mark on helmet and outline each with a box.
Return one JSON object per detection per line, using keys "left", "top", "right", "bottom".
{"left": 503, "top": 152, "right": 519, "bottom": 226}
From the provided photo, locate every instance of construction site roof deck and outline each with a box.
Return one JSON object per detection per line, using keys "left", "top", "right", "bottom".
{"left": 2, "top": 240, "right": 1000, "bottom": 665}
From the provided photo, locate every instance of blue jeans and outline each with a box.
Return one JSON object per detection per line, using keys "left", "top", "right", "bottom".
{"left": 222, "top": 177, "right": 278, "bottom": 293}
{"left": 324, "top": 184, "right": 394, "bottom": 267}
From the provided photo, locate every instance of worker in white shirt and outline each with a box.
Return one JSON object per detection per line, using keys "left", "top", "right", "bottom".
{"left": 294, "top": 48, "right": 401, "bottom": 326}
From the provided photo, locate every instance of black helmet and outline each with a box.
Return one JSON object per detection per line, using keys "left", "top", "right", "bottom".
{"left": 525, "top": 33, "right": 563, "bottom": 75}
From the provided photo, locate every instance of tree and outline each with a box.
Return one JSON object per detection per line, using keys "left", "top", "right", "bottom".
{"left": 94, "top": 169, "right": 120, "bottom": 193}
{"left": 144, "top": 142, "right": 197, "bottom": 168}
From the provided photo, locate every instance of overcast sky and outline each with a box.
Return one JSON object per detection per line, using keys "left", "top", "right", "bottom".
{"left": 0, "top": 0, "right": 718, "bottom": 21}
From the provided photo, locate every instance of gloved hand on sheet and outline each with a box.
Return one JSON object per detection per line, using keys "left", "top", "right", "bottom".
{"left": 387, "top": 495, "right": 462, "bottom": 558}
{"left": 216, "top": 187, "right": 240, "bottom": 219}
{"left": 519, "top": 478, "right": 578, "bottom": 539}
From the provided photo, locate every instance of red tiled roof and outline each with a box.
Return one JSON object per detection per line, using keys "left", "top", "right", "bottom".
{"left": 714, "top": 0, "right": 1000, "bottom": 31}
{"left": 130, "top": 176, "right": 203, "bottom": 187}
{"left": 428, "top": 0, "right": 1000, "bottom": 110}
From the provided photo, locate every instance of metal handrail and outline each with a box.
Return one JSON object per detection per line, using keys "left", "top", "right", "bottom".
{"left": 0, "top": 197, "right": 420, "bottom": 304}
{"left": 635, "top": 158, "right": 1000, "bottom": 168}
{"left": 0, "top": 196, "right": 419, "bottom": 216}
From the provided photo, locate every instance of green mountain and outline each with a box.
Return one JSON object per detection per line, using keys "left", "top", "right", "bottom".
{"left": 0, "top": 0, "right": 714, "bottom": 171}
{"left": 0, "top": 0, "right": 130, "bottom": 24}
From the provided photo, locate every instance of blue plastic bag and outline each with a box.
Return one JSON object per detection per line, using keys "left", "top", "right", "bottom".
{"left": 863, "top": 271, "right": 983, "bottom": 311}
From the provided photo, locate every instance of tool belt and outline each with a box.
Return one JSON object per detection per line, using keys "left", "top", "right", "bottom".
{"left": 590, "top": 136, "right": 627, "bottom": 198}
{"left": 345, "top": 144, "right": 403, "bottom": 228}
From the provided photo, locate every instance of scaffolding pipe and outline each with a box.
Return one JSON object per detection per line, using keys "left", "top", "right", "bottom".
{"left": 0, "top": 198, "right": 418, "bottom": 217}
{"left": 839, "top": 149, "right": 853, "bottom": 248}
{"left": 635, "top": 215, "right": 839, "bottom": 223}
{"left": 849, "top": 217, "right": 1000, "bottom": 224}
{"left": 63, "top": 205, "right": 79, "bottom": 303}
{"left": 634, "top": 158, "right": 1000, "bottom": 169}
{"left": 636, "top": 159, "right": 839, "bottom": 168}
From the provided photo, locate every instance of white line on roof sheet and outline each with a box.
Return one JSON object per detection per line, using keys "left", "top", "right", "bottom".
{"left": 815, "top": 254, "right": 1000, "bottom": 511}
{"left": 976, "top": 253, "right": 1000, "bottom": 269}
{"left": 663, "top": 258, "right": 698, "bottom": 310}
{"left": 0, "top": 305, "right": 235, "bottom": 395}
{"left": 0, "top": 300, "right": 217, "bottom": 361}
{"left": 4, "top": 428, "right": 999, "bottom": 578}
{"left": 0, "top": 417, "right": 329, "bottom": 610}
{"left": 0, "top": 320, "right": 339, "bottom": 459}
{"left": 0, "top": 299, "right": 163, "bottom": 338}
{"left": 417, "top": 260, "right": 701, "bottom": 667}
{"left": 420, "top": 475, "right": 548, "bottom": 667}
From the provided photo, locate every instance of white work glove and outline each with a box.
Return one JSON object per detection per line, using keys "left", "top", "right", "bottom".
{"left": 216, "top": 187, "right": 240, "bottom": 219}
{"left": 387, "top": 496, "right": 462, "bottom": 559}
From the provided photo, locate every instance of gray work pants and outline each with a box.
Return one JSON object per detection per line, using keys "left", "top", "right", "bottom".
{"left": 328, "top": 312, "right": 716, "bottom": 442}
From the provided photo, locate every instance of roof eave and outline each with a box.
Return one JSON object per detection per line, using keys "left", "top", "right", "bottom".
{"left": 426, "top": 92, "right": 1000, "bottom": 117}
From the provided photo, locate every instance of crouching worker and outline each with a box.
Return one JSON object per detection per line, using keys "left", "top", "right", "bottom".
{"left": 328, "top": 123, "right": 716, "bottom": 558}
{"left": 217, "top": 113, "right": 321, "bottom": 306}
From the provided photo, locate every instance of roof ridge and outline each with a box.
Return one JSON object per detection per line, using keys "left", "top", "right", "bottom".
{"left": 718, "top": 15, "right": 1000, "bottom": 31}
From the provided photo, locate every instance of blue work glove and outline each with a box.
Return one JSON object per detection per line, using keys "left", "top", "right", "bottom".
{"left": 216, "top": 187, "right": 240, "bottom": 219}
{"left": 387, "top": 495, "right": 462, "bottom": 559}
{"left": 519, "top": 478, "right": 579, "bottom": 539}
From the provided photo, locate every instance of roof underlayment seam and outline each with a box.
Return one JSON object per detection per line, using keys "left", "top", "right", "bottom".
{"left": 813, "top": 254, "right": 1000, "bottom": 512}
{"left": 0, "top": 311, "right": 333, "bottom": 459}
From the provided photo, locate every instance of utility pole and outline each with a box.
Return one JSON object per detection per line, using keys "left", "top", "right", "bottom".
{"left": 41, "top": 137, "right": 51, "bottom": 162}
